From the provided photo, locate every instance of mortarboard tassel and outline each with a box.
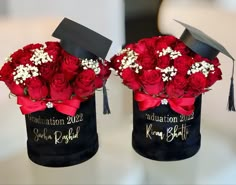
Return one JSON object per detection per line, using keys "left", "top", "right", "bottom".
{"left": 103, "top": 80, "right": 111, "bottom": 114}
{"left": 227, "top": 60, "right": 235, "bottom": 111}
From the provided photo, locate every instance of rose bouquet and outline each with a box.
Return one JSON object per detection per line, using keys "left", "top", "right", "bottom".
{"left": 109, "top": 19, "right": 235, "bottom": 161}
{"left": 0, "top": 17, "right": 113, "bottom": 167}
{"left": 0, "top": 41, "right": 110, "bottom": 116}
{"left": 0, "top": 40, "right": 111, "bottom": 167}
{"left": 110, "top": 35, "right": 222, "bottom": 115}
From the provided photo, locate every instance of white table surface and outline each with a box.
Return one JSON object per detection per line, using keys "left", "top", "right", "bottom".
{"left": 0, "top": 14, "right": 236, "bottom": 184}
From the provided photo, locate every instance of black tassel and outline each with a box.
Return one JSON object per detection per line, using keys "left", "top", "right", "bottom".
{"left": 228, "top": 77, "right": 235, "bottom": 111}
{"left": 103, "top": 81, "right": 111, "bottom": 114}
{"left": 227, "top": 60, "right": 235, "bottom": 111}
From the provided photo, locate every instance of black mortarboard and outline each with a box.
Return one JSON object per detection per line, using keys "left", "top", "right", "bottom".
{"left": 52, "top": 17, "right": 112, "bottom": 59}
{"left": 52, "top": 18, "right": 112, "bottom": 114}
{"left": 176, "top": 20, "right": 235, "bottom": 111}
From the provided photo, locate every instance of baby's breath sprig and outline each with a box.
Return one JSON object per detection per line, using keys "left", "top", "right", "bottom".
{"left": 116, "top": 48, "right": 141, "bottom": 75}
{"left": 13, "top": 64, "right": 39, "bottom": 85}
{"left": 187, "top": 60, "right": 215, "bottom": 77}
{"left": 30, "top": 47, "right": 53, "bottom": 65}
{"left": 160, "top": 66, "right": 178, "bottom": 82}
{"left": 157, "top": 47, "right": 182, "bottom": 60}
{"left": 81, "top": 59, "right": 101, "bottom": 74}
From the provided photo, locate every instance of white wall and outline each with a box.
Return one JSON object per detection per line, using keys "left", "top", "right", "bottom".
{"left": 7, "top": 0, "right": 125, "bottom": 58}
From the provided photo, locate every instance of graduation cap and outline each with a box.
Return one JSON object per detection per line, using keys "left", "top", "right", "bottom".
{"left": 52, "top": 17, "right": 112, "bottom": 59}
{"left": 52, "top": 17, "right": 112, "bottom": 114}
{"left": 176, "top": 20, "right": 235, "bottom": 111}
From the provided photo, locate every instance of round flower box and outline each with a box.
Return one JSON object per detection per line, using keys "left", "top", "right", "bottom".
{"left": 132, "top": 95, "right": 202, "bottom": 161}
{"left": 25, "top": 95, "right": 98, "bottom": 167}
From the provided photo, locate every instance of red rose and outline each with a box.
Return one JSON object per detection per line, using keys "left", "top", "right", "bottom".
{"left": 0, "top": 62, "right": 14, "bottom": 82}
{"left": 135, "top": 37, "right": 159, "bottom": 56}
{"left": 139, "top": 70, "right": 164, "bottom": 95}
{"left": 98, "top": 60, "right": 111, "bottom": 79}
{"left": 188, "top": 72, "right": 207, "bottom": 96}
{"left": 11, "top": 49, "right": 24, "bottom": 62}
{"left": 155, "top": 35, "right": 178, "bottom": 51}
{"left": 174, "top": 55, "right": 194, "bottom": 75}
{"left": 156, "top": 55, "right": 170, "bottom": 69}
{"left": 210, "top": 57, "right": 220, "bottom": 67}
{"left": 11, "top": 46, "right": 33, "bottom": 65}
{"left": 50, "top": 73, "right": 73, "bottom": 100}
{"left": 137, "top": 53, "right": 156, "bottom": 70}
{"left": 166, "top": 75, "right": 188, "bottom": 98}
{"left": 161, "top": 35, "right": 177, "bottom": 45}
{"left": 5, "top": 81, "right": 25, "bottom": 96}
{"left": 44, "top": 42, "right": 61, "bottom": 61}
{"left": 155, "top": 41, "right": 169, "bottom": 51}
{"left": 61, "top": 52, "right": 80, "bottom": 81}
{"left": 95, "top": 61, "right": 111, "bottom": 88}
{"left": 125, "top": 43, "right": 135, "bottom": 49}
{"left": 121, "top": 68, "right": 141, "bottom": 90}
{"left": 110, "top": 53, "right": 125, "bottom": 71}
{"left": 130, "top": 39, "right": 158, "bottom": 70}
{"left": 206, "top": 67, "right": 222, "bottom": 87}
{"left": 18, "top": 51, "right": 32, "bottom": 65}
{"left": 39, "top": 62, "right": 58, "bottom": 82}
{"left": 27, "top": 77, "right": 48, "bottom": 100}
{"left": 135, "top": 37, "right": 160, "bottom": 53}
{"left": 11, "top": 49, "right": 32, "bottom": 65}
{"left": 45, "top": 41, "right": 61, "bottom": 49}
{"left": 23, "top": 43, "right": 43, "bottom": 51}
{"left": 172, "top": 75, "right": 188, "bottom": 89}
{"left": 74, "top": 69, "right": 96, "bottom": 98}
{"left": 0, "top": 62, "right": 25, "bottom": 96}
{"left": 138, "top": 37, "right": 159, "bottom": 49}
{"left": 166, "top": 83, "right": 185, "bottom": 98}
{"left": 132, "top": 40, "right": 148, "bottom": 54}
{"left": 174, "top": 42, "right": 190, "bottom": 55}
{"left": 94, "top": 77, "right": 103, "bottom": 89}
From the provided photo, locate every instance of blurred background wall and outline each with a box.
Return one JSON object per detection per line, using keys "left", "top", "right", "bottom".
{"left": 124, "top": 0, "right": 163, "bottom": 43}
{"left": 0, "top": 0, "right": 125, "bottom": 59}
{"left": 0, "top": 0, "right": 6, "bottom": 15}
{"left": 1, "top": 0, "right": 236, "bottom": 49}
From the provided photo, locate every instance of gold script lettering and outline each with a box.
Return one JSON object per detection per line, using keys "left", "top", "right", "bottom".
{"left": 33, "top": 128, "right": 53, "bottom": 142}
{"left": 146, "top": 124, "right": 165, "bottom": 140}
{"left": 145, "top": 124, "right": 190, "bottom": 142}
{"left": 166, "top": 124, "right": 190, "bottom": 142}
{"left": 54, "top": 126, "right": 80, "bottom": 144}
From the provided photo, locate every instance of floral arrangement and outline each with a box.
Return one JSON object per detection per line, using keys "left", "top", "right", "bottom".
{"left": 0, "top": 42, "right": 111, "bottom": 116}
{"left": 110, "top": 36, "right": 222, "bottom": 115}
